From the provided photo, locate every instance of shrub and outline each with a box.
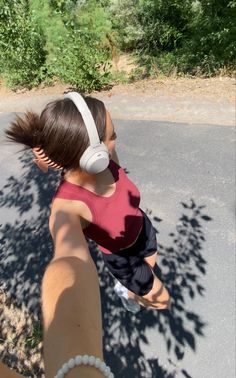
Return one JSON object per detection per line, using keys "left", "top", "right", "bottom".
{"left": 137, "top": 0, "right": 194, "bottom": 54}
{"left": 32, "top": 0, "right": 112, "bottom": 91}
{"left": 130, "top": 0, "right": 236, "bottom": 77}
{"left": 47, "top": 29, "right": 111, "bottom": 92}
{"left": 183, "top": 0, "right": 236, "bottom": 75}
{"left": 0, "top": 0, "right": 46, "bottom": 88}
{"left": 108, "top": 0, "right": 144, "bottom": 51}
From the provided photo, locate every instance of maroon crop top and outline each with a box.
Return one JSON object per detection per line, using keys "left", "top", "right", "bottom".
{"left": 53, "top": 160, "right": 143, "bottom": 254}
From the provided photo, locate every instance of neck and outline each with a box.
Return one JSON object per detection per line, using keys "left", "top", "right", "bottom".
{"left": 64, "top": 167, "right": 111, "bottom": 187}
{"left": 64, "top": 169, "right": 94, "bottom": 184}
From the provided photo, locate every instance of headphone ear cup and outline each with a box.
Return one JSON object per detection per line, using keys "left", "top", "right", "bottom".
{"left": 80, "top": 142, "right": 109, "bottom": 174}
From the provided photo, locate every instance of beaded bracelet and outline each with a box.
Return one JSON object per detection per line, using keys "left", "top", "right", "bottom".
{"left": 54, "top": 354, "right": 114, "bottom": 378}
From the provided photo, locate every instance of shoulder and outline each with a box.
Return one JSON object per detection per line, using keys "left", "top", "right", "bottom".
{"left": 50, "top": 198, "right": 91, "bottom": 236}
{"left": 49, "top": 201, "right": 91, "bottom": 260}
{"left": 50, "top": 199, "right": 81, "bottom": 233}
{"left": 51, "top": 198, "right": 84, "bottom": 220}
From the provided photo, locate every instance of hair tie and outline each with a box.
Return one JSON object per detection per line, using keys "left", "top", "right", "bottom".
{"left": 32, "top": 147, "right": 62, "bottom": 172}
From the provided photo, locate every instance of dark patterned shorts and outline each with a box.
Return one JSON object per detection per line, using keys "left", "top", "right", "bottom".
{"left": 102, "top": 211, "right": 157, "bottom": 296}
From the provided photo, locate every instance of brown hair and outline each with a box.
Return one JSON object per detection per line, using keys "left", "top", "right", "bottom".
{"left": 5, "top": 95, "right": 106, "bottom": 170}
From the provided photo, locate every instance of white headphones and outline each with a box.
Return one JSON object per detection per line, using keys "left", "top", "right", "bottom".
{"left": 64, "top": 92, "right": 109, "bottom": 174}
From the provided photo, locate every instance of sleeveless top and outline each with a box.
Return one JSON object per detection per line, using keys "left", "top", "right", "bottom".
{"left": 53, "top": 160, "right": 143, "bottom": 254}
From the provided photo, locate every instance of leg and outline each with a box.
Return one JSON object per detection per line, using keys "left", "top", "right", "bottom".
{"left": 144, "top": 251, "right": 158, "bottom": 269}
{"left": 128, "top": 272, "right": 170, "bottom": 310}
{"left": 126, "top": 252, "right": 170, "bottom": 310}
{"left": 127, "top": 214, "right": 169, "bottom": 309}
{"left": 103, "top": 249, "right": 170, "bottom": 311}
{"left": 141, "top": 252, "right": 170, "bottom": 309}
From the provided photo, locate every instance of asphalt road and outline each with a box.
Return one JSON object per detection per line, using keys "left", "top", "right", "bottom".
{"left": 0, "top": 106, "right": 235, "bottom": 378}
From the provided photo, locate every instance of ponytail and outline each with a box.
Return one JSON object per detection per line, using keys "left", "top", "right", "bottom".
{"left": 5, "top": 95, "right": 107, "bottom": 171}
{"left": 5, "top": 111, "right": 43, "bottom": 149}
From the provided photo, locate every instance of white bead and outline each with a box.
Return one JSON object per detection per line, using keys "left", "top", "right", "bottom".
{"left": 61, "top": 363, "right": 69, "bottom": 374}
{"left": 54, "top": 355, "right": 113, "bottom": 378}
{"left": 95, "top": 357, "right": 102, "bottom": 368}
{"left": 82, "top": 354, "right": 89, "bottom": 364}
{"left": 88, "top": 355, "right": 96, "bottom": 365}
{"left": 104, "top": 366, "right": 111, "bottom": 376}
{"left": 100, "top": 362, "right": 107, "bottom": 372}
{"left": 68, "top": 358, "right": 75, "bottom": 369}
{"left": 75, "top": 355, "right": 82, "bottom": 365}
{"left": 56, "top": 371, "right": 64, "bottom": 378}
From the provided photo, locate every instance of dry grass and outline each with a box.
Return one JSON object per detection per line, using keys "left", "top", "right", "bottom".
{"left": 0, "top": 290, "right": 44, "bottom": 377}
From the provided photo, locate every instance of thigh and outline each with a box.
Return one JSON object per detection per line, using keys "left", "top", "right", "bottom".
{"left": 102, "top": 251, "right": 154, "bottom": 297}
{"left": 141, "top": 274, "right": 170, "bottom": 308}
{"left": 144, "top": 251, "right": 158, "bottom": 269}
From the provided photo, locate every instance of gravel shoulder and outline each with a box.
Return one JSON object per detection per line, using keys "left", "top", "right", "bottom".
{"left": 0, "top": 77, "right": 235, "bottom": 125}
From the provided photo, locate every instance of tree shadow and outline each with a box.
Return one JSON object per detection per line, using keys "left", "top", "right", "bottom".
{"left": 0, "top": 150, "right": 212, "bottom": 377}
{"left": 90, "top": 200, "right": 210, "bottom": 378}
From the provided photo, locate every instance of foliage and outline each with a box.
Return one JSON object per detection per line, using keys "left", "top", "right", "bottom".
{"left": 137, "top": 0, "right": 194, "bottom": 54}
{"left": 73, "top": 0, "right": 112, "bottom": 49}
{"left": 0, "top": 0, "right": 235, "bottom": 89}
{"left": 25, "top": 321, "right": 42, "bottom": 348}
{"left": 181, "top": 0, "right": 236, "bottom": 75}
{"left": 107, "top": 0, "right": 144, "bottom": 51}
{"left": 32, "top": 0, "right": 112, "bottom": 91}
{"left": 108, "top": 0, "right": 236, "bottom": 76}
{"left": 0, "top": 0, "right": 112, "bottom": 90}
{"left": 0, "top": 0, "right": 46, "bottom": 87}
{"left": 48, "top": 29, "right": 111, "bottom": 92}
{"left": 49, "top": 0, "right": 78, "bottom": 14}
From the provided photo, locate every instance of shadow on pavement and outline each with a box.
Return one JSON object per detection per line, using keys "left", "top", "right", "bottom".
{"left": 0, "top": 150, "right": 212, "bottom": 377}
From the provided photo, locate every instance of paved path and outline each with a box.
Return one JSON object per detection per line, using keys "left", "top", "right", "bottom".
{"left": 0, "top": 87, "right": 235, "bottom": 126}
{"left": 0, "top": 93, "right": 235, "bottom": 378}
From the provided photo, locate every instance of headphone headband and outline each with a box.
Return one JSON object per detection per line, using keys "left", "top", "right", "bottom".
{"left": 64, "top": 92, "right": 100, "bottom": 147}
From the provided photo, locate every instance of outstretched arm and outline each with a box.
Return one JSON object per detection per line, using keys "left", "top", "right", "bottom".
{"left": 1, "top": 207, "right": 104, "bottom": 378}
{"left": 43, "top": 207, "right": 104, "bottom": 377}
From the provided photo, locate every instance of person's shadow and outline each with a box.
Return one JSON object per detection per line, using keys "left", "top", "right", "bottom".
{"left": 0, "top": 151, "right": 212, "bottom": 377}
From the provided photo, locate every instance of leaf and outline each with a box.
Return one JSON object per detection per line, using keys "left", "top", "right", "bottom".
{"left": 201, "top": 215, "right": 212, "bottom": 221}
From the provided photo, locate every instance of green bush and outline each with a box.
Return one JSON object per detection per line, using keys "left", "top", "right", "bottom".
{"left": 0, "top": 0, "right": 234, "bottom": 89}
{"left": 108, "top": 0, "right": 235, "bottom": 77}
{"left": 182, "top": 0, "right": 236, "bottom": 75}
{"left": 47, "top": 30, "right": 111, "bottom": 92}
{"left": 0, "top": 0, "right": 46, "bottom": 87}
{"left": 108, "top": 0, "right": 144, "bottom": 51}
{"left": 137, "top": 0, "right": 194, "bottom": 54}
{"left": 32, "top": 0, "right": 112, "bottom": 91}
{"left": 0, "top": 0, "right": 112, "bottom": 90}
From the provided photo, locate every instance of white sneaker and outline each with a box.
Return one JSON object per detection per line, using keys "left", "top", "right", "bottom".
{"left": 114, "top": 281, "right": 140, "bottom": 313}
